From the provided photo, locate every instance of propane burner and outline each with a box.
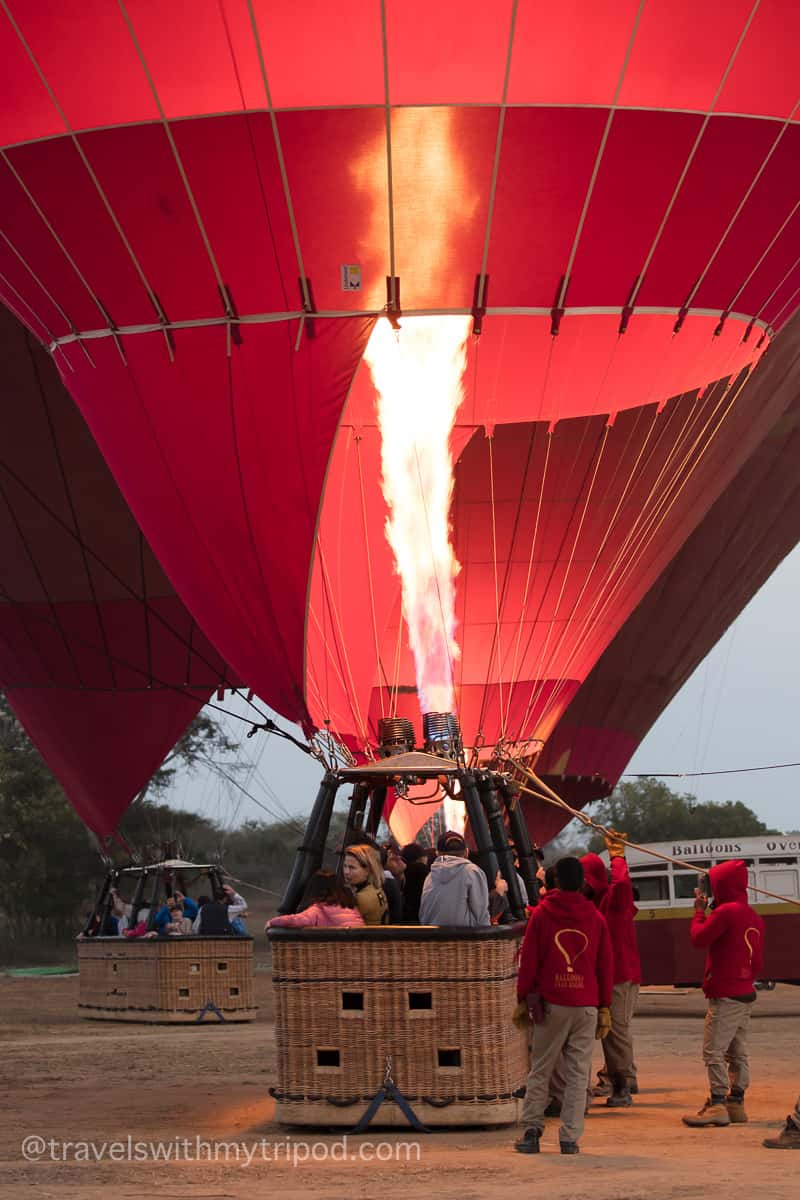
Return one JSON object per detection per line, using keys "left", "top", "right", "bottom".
{"left": 422, "top": 711, "right": 462, "bottom": 761}
{"left": 377, "top": 716, "right": 416, "bottom": 758}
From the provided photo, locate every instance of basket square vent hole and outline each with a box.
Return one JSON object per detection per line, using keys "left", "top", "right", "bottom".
{"left": 341, "top": 991, "right": 364, "bottom": 1014}
{"left": 216, "top": 962, "right": 228, "bottom": 972}
{"left": 437, "top": 1048, "right": 462, "bottom": 1069}
{"left": 316, "top": 1048, "right": 341, "bottom": 1070}
{"left": 178, "top": 988, "right": 190, "bottom": 998}
{"left": 408, "top": 991, "right": 432, "bottom": 1012}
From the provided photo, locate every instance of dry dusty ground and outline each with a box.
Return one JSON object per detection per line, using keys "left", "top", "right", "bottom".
{"left": 1, "top": 962, "right": 798, "bottom": 1200}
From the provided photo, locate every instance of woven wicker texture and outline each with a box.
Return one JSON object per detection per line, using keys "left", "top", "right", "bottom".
{"left": 272, "top": 931, "right": 528, "bottom": 1106}
{"left": 78, "top": 937, "right": 255, "bottom": 1021}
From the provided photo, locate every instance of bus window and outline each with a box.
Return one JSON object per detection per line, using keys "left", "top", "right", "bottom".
{"left": 673, "top": 873, "right": 698, "bottom": 900}
{"left": 760, "top": 869, "right": 800, "bottom": 898}
{"left": 633, "top": 875, "right": 670, "bottom": 902}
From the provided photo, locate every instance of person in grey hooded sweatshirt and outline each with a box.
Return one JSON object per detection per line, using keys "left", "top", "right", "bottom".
{"left": 419, "top": 831, "right": 491, "bottom": 927}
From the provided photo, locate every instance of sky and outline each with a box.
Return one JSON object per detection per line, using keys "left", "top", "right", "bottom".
{"left": 171, "top": 542, "right": 800, "bottom": 838}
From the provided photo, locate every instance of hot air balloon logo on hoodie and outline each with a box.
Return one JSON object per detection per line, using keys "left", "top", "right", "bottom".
{"left": 742, "top": 926, "right": 761, "bottom": 977}
{"left": 554, "top": 929, "right": 589, "bottom": 989}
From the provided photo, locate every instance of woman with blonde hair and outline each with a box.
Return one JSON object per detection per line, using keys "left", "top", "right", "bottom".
{"left": 342, "top": 844, "right": 389, "bottom": 925}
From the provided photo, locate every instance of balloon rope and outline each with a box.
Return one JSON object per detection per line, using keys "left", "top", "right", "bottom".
{"left": 354, "top": 434, "right": 391, "bottom": 715}
{"left": 507, "top": 759, "right": 800, "bottom": 910}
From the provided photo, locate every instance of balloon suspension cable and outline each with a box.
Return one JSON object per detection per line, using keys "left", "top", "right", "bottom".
{"left": 502, "top": 755, "right": 800, "bottom": 910}
{"left": 246, "top": 716, "right": 314, "bottom": 756}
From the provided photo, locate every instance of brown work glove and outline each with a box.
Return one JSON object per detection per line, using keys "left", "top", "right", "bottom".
{"left": 605, "top": 830, "right": 627, "bottom": 859}
{"left": 512, "top": 1000, "right": 532, "bottom": 1031}
{"left": 595, "top": 1006, "right": 612, "bottom": 1040}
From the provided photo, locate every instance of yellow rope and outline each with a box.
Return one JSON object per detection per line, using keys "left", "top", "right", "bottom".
{"left": 506, "top": 760, "right": 800, "bottom": 910}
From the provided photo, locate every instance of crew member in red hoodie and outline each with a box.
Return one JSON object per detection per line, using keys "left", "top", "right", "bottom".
{"left": 581, "top": 832, "right": 642, "bottom": 1107}
{"left": 683, "top": 859, "right": 765, "bottom": 1127}
{"left": 513, "top": 856, "right": 614, "bottom": 1156}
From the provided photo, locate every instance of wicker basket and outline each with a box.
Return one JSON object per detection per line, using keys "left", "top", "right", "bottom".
{"left": 269, "top": 925, "right": 529, "bottom": 1126}
{"left": 77, "top": 936, "right": 256, "bottom": 1022}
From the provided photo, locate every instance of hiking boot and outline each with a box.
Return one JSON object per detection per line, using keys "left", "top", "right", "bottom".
{"left": 607, "top": 1086, "right": 633, "bottom": 1108}
{"left": 560, "top": 1140, "right": 580, "bottom": 1154}
{"left": 514, "top": 1127, "right": 541, "bottom": 1154}
{"left": 630, "top": 1080, "right": 639, "bottom": 1095}
{"left": 682, "top": 1099, "right": 731, "bottom": 1127}
{"left": 763, "top": 1118, "right": 800, "bottom": 1149}
{"left": 592, "top": 1078, "right": 612, "bottom": 1097}
{"left": 726, "top": 1097, "right": 748, "bottom": 1124}
{"left": 544, "top": 1100, "right": 562, "bottom": 1118}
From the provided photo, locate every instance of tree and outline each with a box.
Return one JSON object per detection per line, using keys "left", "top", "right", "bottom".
{"left": 586, "top": 777, "right": 775, "bottom": 851}
{"left": 135, "top": 711, "right": 240, "bottom": 801}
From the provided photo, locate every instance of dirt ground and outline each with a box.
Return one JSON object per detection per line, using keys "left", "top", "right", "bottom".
{"left": 1, "top": 961, "right": 798, "bottom": 1200}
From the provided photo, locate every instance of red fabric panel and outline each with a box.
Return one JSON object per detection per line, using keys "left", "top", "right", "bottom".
{"left": 486, "top": 107, "right": 608, "bottom": 306}
{"left": 387, "top": 0, "right": 513, "bottom": 104}
{"left": 0, "top": 13, "right": 62, "bottom": 145}
{"left": 8, "top": 687, "right": 207, "bottom": 837}
{"left": 717, "top": 0, "right": 800, "bottom": 120}
{"left": 277, "top": 108, "right": 388, "bottom": 313}
{"left": 637, "top": 115, "right": 779, "bottom": 308}
{"left": 64, "top": 317, "right": 373, "bottom": 726}
{"left": 735, "top": 207, "right": 800, "bottom": 319}
{"left": 0, "top": 306, "right": 233, "bottom": 835}
{"left": 569, "top": 110, "right": 704, "bottom": 306}
{"left": 9, "top": 0, "right": 157, "bottom": 130}
{"left": 509, "top": 0, "right": 640, "bottom": 106}
{"left": 618, "top": 0, "right": 755, "bottom": 112}
{"left": 250, "top": 0, "right": 384, "bottom": 108}
{"left": 694, "top": 124, "right": 800, "bottom": 310}
{"left": 123, "top": 0, "right": 246, "bottom": 120}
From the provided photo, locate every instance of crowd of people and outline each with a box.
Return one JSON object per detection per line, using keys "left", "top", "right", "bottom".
{"left": 267, "top": 828, "right": 795, "bottom": 1155}
{"left": 83, "top": 882, "right": 250, "bottom": 939}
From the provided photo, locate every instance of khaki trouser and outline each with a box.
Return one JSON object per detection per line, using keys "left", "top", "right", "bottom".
{"left": 703, "top": 997, "right": 752, "bottom": 1097}
{"left": 521, "top": 1003, "right": 596, "bottom": 1144}
{"left": 602, "top": 980, "right": 639, "bottom": 1086}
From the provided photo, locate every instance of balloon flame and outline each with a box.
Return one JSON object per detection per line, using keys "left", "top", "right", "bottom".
{"left": 365, "top": 315, "right": 470, "bottom": 716}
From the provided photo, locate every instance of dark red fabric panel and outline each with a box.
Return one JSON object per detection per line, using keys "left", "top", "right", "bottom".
{"left": 486, "top": 107, "right": 608, "bottom": 306}
{"left": 637, "top": 116, "right": 779, "bottom": 308}
{"left": 63, "top": 317, "right": 373, "bottom": 725}
{"left": 569, "top": 110, "right": 704, "bottom": 307}
{"left": 8, "top": 687, "right": 207, "bottom": 837}
{"left": 694, "top": 124, "right": 800, "bottom": 310}
{"left": 735, "top": 207, "right": 800, "bottom": 320}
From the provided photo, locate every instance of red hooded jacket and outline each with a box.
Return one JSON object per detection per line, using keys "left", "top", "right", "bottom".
{"left": 581, "top": 853, "right": 642, "bottom": 985}
{"left": 517, "top": 888, "right": 614, "bottom": 1008}
{"left": 690, "top": 860, "right": 765, "bottom": 999}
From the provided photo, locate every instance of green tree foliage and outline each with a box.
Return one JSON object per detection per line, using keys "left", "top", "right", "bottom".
{"left": 587, "top": 776, "right": 774, "bottom": 851}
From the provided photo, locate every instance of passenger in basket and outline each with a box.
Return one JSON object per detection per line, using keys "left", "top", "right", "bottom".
{"left": 682, "top": 859, "right": 766, "bottom": 1128}
{"left": 581, "top": 833, "right": 642, "bottom": 1108}
{"left": 266, "top": 871, "right": 365, "bottom": 929}
{"left": 222, "top": 883, "right": 249, "bottom": 935}
{"left": 419, "top": 831, "right": 490, "bottom": 928}
{"left": 162, "top": 902, "right": 193, "bottom": 936}
{"left": 400, "top": 843, "right": 431, "bottom": 923}
{"left": 193, "top": 889, "right": 233, "bottom": 936}
{"left": 513, "top": 856, "right": 613, "bottom": 1156}
{"left": 342, "top": 845, "right": 389, "bottom": 925}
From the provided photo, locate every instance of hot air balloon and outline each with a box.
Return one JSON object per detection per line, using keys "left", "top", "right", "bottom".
{"left": 2, "top": 0, "right": 800, "bottom": 1121}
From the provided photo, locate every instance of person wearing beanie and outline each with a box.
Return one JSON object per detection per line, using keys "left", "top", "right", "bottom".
{"left": 513, "top": 856, "right": 614, "bottom": 1156}
{"left": 419, "top": 831, "right": 490, "bottom": 927}
{"left": 682, "top": 859, "right": 765, "bottom": 1128}
{"left": 581, "top": 831, "right": 642, "bottom": 1108}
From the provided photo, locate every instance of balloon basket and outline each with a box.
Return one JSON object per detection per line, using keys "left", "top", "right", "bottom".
{"left": 268, "top": 924, "right": 528, "bottom": 1127}
{"left": 77, "top": 936, "right": 256, "bottom": 1022}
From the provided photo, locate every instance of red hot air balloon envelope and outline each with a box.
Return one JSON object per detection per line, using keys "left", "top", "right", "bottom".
{"left": 0, "top": 305, "right": 231, "bottom": 840}
{"left": 0, "top": 1, "right": 799, "bottom": 841}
